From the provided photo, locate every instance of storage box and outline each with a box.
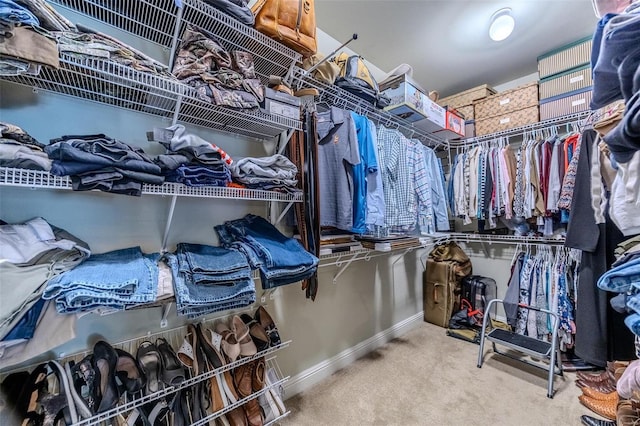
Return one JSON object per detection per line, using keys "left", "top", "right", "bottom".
{"left": 538, "top": 37, "right": 592, "bottom": 80}
{"left": 475, "top": 82, "right": 539, "bottom": 121}
{"left": 539, "top": 65, "right": 592, "bottom": 100}
{"left": 260, "top": 87, "right": 301, "bottom": 120}
{"left": 438, "top": 84, "right": 497, "bottom": 110}
{"left": 415, "top": 101, "right": 465, "bottom": 138}
{"left": 475, "top": 106, "right": 539, "bottom": 136}
{"left": 451, "top": 104, "right": 474, "bottom": 121}
{"left": 465, "top": 120, "right": 476, "bottom": 138}
{"left": 380, "top": 74, "right": 431, "bottom": 122}
{"left": 540, "top": 87, "right": 592, "bottom": 120}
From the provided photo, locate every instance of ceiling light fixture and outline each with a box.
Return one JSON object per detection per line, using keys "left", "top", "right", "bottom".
{"left": 489, "top": 8, "right": 515, "bottom": 42}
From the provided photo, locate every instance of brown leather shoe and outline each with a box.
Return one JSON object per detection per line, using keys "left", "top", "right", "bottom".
{"left": 577, "top": 370, "right": 613, "bottom": 384}
{"left": 243, "top": 399, "right": 264, "bottom": 426}
{"left": 226, "top": 406, "right": 248, "bottom": 426}
{"left": 252, "top": 358, "right": 265, "bottom": 392}
{"left": 579, "top": 394, "right": 618, "bottom": 420}
{"left": 254, "top": 306, "right": 281, "bottom": 347}
{"left": 617, "top": 399, "right": 640, "bottom": 426}
{"left": 576, "top": 379, "right": 617, "bottom": 394}
{"left": 233, "top": 362, "right": 254, "bottom": 398}
{"left": 581, "top": 387, "right": 618, "bottom": 401}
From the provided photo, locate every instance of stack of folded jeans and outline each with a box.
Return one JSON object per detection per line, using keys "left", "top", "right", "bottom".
{"left": 598, "top": 236, "right": 640, "bottom": 335}
{"left": 0, "top": 217, "right": 90, "bottom": 364}
{"left": 231, "top": 154, "right": 300, "bottom": 193}
{"left": 215, "top": 214, "right": 318, "bottom": 289}
{"left": 0, "top": 122, "right": 51, "bottom": 170}
{"left": 166, "top": 243, "right": 255, "bottom": 318}
{"left": 43, "top": 247, "right": 159, "bottom": 313}
{"left": 152, "top": 124, "right": 232, "bottom": 187}
{"left": 45, "top": 134, "right": 164, "bottom": 196}
{"left": 172, "top": 25, "right": 264, "bottom": 109}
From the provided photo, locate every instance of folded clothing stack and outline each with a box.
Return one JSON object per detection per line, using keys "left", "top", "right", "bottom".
{"left": 45, "top": 134, "right": 164, "bottom": 196}
{"left": 43, "top": 247, "right": 159, "bottom": 313}
{"left": 166, "top": 243, "right": 255, "bottom": 318}
{"left": 152, "top": 124, "right": 232, "bottom": 187}
{"left": 172, "top": 25, "right": 264, "bottom": 110}
{"left": 231, "top": 154, "right": 300, "bottom": 193}
{"left": 0, "top": 122, "right": 51, "bottom": 170}
{"left": 215, "top": 214, "right": 318, "bottom": 289}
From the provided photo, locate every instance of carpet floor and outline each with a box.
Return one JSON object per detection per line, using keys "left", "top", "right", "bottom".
{"left": 281, "top": 322, "right": 599, "bottom": 426}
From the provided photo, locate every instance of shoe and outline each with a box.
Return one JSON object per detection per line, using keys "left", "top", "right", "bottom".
{"left": 177, "top": 328, "right": 196, "bottom": 369}
{"left": 254, "top": 307, "right": 281, "bottom": 347}
{"left": 115, "top": 349, "right": 146, "bottom": 395}
{"left": 233, "top": 362, "right": 254, "bottom": 399}
{"left": 231, "top": 315, "right": 257, "bottom": 357}
{"left": 195, "top": 323, "right": 225, "bottom": 369}
{"left": 579, "top": 394, "right": 618, "bottom": 420}
{"left": 93, "top": 341, "right": 120, "bottom": 413}
{"left": 252, "top": 358, "right": 265, "bottom": 392}
{"left": 243, "top": 398, "right": 264, "bottom": 426}
{"left": 294, "top": 88, "right": 319, "bottom": 97}
{"left": 617, "top": 399, "right": 640, "bottom": 426}
{"left": 215, "top": 322, "right": 241, "bottom": 363}
{"left": 581, "top": 388, "right": 618, "bottom": 401}
{"left": 580, "top": 415, "right": 616, "bottom": 426}
{"left": 240, "top": 314, "right": 270, "bottom": 353}
{"left": 577, "top": 379, "right": 617, "bottom": 394}
{"left": 226, "top": 406, "right": 248, "bottom": 426}
{"left": 68, "top": 356, "right": 98, "bottom": 415}
{"left": 156, "top": 338, "right": 186, "bottom": 387}
{"left": 577, "top": 370, "right": 613, "bottom": 384}
{"left": 136, "top": 341, "right": 162, "bottom": 395}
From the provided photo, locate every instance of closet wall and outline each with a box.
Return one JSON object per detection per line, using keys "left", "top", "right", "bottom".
{"left": 0, "top": 4, "right": 425, "bottom": 397}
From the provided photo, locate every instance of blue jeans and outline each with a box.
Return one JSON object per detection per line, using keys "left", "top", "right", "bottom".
{"left": 624, "top": 313, "right": 640, "bottom": 336}
{"left": 43, "top": 248, "right": 158, "bottom": 313}
{"left": 597, "top": 257, "right": 640, "bottom": 293}
{"left": 2, "top": 298, "right": 46, "bottom": 341}
{"left": 165, "top": 165, "right": 231, "bottom": 187}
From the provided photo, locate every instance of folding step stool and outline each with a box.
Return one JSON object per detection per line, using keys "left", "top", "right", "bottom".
{"left": 477, "top": 299, "right": 563, "bottom": 398}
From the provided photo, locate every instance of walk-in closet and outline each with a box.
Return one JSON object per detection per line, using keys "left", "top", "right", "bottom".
{"left": 1, "top": 0, "right": 639, "bottom": 425}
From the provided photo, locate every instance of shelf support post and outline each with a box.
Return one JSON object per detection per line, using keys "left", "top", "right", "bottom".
{"left": 274, "top": 201, "right": 294, "bottom": 226}
{"left": 161, "top": 194, "right": 178, "bottom": 252}
{"left": 160, "top": 302, "right": 173, "bottom": 328}
{"left": 168, "top": 3, "right": 185, "bottom": 72}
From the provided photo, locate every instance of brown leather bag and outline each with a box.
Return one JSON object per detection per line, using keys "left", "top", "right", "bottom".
{"left": 428, "top": 241, "right": 472, "bottom": 278}
{"left": 251, "top": 0, "right": 317, "bottom": 58}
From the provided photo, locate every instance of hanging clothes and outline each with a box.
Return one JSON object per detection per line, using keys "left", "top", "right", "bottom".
{"left": 350, "top": 112, "right": 380, "bottom": 234}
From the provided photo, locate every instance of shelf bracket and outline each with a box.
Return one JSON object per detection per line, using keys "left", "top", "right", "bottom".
{"left": 160, "top": 302, "right": 173, "bottom": 328}
{"left": 161, "top": 194, "right": 179, "bottom": 253}
{"left": 260, "top": 288, "right": 278, "bottom": 303}
{"left": 277, "top": 128, "right": 296, "bottom": 156}
{"left": 274, "top": 201, "right": 294, "bottom": 226}
{"left": 479, "top": 240, "right": 492, "bottom": 258}
{"left": 333, "top": 252, "right": 361, "bottom": 284}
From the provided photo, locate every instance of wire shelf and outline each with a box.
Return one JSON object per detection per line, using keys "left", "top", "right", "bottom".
{"left": 1, "top": 54, "right": 300, "bottom": 140}
{"left": 0, "top": 167, "right": 303, "bottom": 202}
{"left": 448, "top": 232, "right": 567, "bottom": 246}
{"left": 290, "top": 67, "right": 447, "bottom": 148}
{"left": 449, "top": 110, "right": 592, "bottom": 146}
{"left": 51, "top": 0, "right": 301, "bottom": 78}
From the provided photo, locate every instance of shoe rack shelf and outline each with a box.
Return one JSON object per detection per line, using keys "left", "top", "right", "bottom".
{"left": 0, "top": 167, "right": 303, "bottom": 202}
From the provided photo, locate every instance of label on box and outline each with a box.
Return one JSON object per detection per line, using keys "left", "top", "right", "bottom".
{"left": 499, "top": 98, "right": 510, "bottom": 106}
{"left": 500, "top": 117, "right": 511, "bottom": 124}
{"left": 571, "top": 98, "right": 586, "bottom": 107}
{"left": 569, "top": 75, "right": 584, "bottom": 84}
{"left": 267, "top": 100, "right": 299, "bottom": 119}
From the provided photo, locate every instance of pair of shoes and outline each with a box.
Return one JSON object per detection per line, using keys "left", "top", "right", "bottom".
{"left": 581, "top": 388, "right": 618, "bottom": 401}
{"left": 215, "top": 315, "right": 258, "bottom": 361}
{"left": 617, "top": 399, "right": 640, "bottom": 425}
{"left": 579, "top": 394, "right": 618, "bottom": 420}
{"left": 577, "top": 379, "right": 617, "bottom": 394}
{"left": 580, "top": 414, "right": 616, "bottom": 426}
{"left": 234, "top": 359, "right": 266, "bottom": 426}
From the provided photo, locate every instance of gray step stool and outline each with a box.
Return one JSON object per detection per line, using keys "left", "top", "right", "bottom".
{"left": 477, "top": 299, "right": 563, "bottom": 398}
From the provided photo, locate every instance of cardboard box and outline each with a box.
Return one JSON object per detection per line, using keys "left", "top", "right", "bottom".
{"left": 451, "top": 104, "right": 474, "bottom": 121}
{"left": 260, "top": 87, "right": 301, "bottom": 120}
{"left": 438, "top": 84, "right": 496, "bottom": 110}
{"left": 380, "top": 74, "right": 431, "bottom": 122}
{"left": 539, "top": 65, "right": 592, "bottom": 100}
{"left": 475, "top": 82, "right": 539, "bottom": 121}
{"left": 540, "top": 87, "right": 592, "bottom": 120}
{"left": 538, "top": 36, "right": 592, "bottom": 80}
{"left": 415, "top": 101, "right": 465, "bottom": 138}
{"left": 475, "top": 106, "right": 539, "bottom": 136}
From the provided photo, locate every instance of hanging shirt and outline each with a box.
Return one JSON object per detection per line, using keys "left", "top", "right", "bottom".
{"left": 365, "top": 120, "right": 385, "bottom": 229}
{"left": 546, "top": 138, "right": 562, "bottom": 212}
{"left": 422, "top": 146, "right": 450, "bottom": 232}
{"left": 316, "top": 107, "right": 360, "bottom": 231}
{"left": 350, "top": 112, "right": 379, "bottom": 234}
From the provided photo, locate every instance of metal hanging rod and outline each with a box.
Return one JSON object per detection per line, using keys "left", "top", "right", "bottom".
{"left": 448, "top": 111, "right": 592, "bottom": 147}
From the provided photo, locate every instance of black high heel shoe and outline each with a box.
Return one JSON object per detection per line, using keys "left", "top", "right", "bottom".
{"left": 155, "top": 338, "right": 185, "bottom": 387}
{"left": 136, "top": 341, "right": 162, "bottom": 395}
{"left": 93, "top": 341, "right": 119, "bottom": 413}
{"left": 115, "top": 348, "right": 146, "bottom": 395}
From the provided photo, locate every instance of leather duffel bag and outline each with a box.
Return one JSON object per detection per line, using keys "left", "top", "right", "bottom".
{"left": 251, "top": 0, "right": 317, "bottom": 58}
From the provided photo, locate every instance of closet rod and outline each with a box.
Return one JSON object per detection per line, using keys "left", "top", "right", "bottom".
{"left": 448, "top": 110, "right": 591, "bottom": 147}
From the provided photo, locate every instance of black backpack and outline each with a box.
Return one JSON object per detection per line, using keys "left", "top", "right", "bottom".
{"left": 331, "top": 53, "right": 390, "bottom": 109}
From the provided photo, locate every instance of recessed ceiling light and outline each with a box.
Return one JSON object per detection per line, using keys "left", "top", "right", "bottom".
{"left": 489, "top": 8, "right": 515, "bottom": 41}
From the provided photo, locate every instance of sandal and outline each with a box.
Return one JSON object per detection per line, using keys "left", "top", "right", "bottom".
{"left": 254, "top": 307, "right": 281, "bottom": 347}
{"left": 177, "top": 328, "right": 196, "bottom": 369}
{"left": 214, "top": 322, "right": 241, "bottom": 363}
{"left": 156, "top": 338, "right": 185, "bottom": 387}
{"left": 115, "top": 349, "right": 146, "bottom": 395}
{"left": 67, "top": 355, "right": 98, "bottom": 416}
{"left": 194, "top": 323, "right": 225, "bottom": 370}
{"left": 136, "top": 341, "right": 162, "bottom": 395}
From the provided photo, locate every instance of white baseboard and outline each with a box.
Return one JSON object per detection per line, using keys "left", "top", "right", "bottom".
{"left": 284, "top": 312, "right": 424, "bottom": 398}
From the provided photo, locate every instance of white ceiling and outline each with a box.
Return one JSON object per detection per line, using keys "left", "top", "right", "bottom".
{"left": 315, "top": 0, "right": 599, "bottom": 97}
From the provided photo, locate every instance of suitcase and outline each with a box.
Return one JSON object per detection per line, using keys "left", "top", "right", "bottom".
{"left": 423, "top": 259, "right": 460, "bottom": 328}
{"left": 460, "top": 275, "right": 497, "bottom": 321}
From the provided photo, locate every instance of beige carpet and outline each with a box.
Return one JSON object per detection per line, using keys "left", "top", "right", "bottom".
{"left": 281, "top": 322, "right": 600, "bottom": 426}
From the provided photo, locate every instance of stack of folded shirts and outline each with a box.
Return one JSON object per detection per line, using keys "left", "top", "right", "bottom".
{"left": 43, "top": 247, "right": 159, "bottom": 313}
{"left": 0, "top": 122, "right": 52, "bottom": 171}
{"left": 215, "top": 214, "right": 318, "bottom": 289}
{"left": 167, "top": 243, "right": 255, "bottom": 318}
{"left": 45, "top": 134, "right": 164, "bottom": 196}
{"left": 151, "top": 124, "right": 232, "bottom": 188}
{"left": 231, "top": 154, "right": 300, "bottom": 193}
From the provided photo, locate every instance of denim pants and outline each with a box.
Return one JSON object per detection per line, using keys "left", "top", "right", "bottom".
{"left": 177, "top": 243, "right": 252, "bottom": 282}
{"left": 43, "top": 247, "right": 159, "bottom": 313}
{"left": 597, "top": 257, "right": 640, "bottom": 293}
{"left": 624, "top": 313, "right": 640, "bottom": 336}
{"left": 166, "top": 165, "right": 231, "bottom": 187}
